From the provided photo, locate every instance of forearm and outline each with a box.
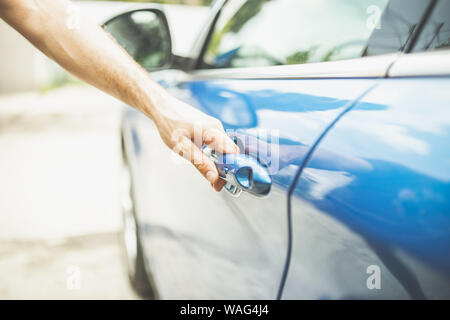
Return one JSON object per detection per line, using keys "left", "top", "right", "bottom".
{"left": 0, "top": 0, "right": 165, "bottom": 121}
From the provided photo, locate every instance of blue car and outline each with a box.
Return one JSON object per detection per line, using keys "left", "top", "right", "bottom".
{"left": 104, "top": 0, "right": 450, "bottom": 299}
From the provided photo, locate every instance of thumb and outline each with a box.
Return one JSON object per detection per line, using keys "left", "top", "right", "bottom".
{"left": 203, "top": 128, "right": 240, "bottom": 154}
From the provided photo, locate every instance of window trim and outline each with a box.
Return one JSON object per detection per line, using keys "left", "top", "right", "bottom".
{"left": 388, "top": 50, "right": 450, "bottom": 77}
{"left": 189, "top": 53, "right": 400, "bottom": 79}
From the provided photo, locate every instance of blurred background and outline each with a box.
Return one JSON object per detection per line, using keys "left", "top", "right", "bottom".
{"left": 0, "top": 0, "right": 209, "bottom": 299}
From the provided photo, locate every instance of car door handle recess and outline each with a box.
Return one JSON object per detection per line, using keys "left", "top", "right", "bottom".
{"left": 202, "top": 145, "right": 272, "bottom": 197}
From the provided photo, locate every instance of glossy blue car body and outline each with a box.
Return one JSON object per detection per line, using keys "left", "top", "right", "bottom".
{"left": 117, "top": 0, "right": 450, "bottom": 299}
{"left": 283, "top": 78, "right": 450, "bottom": 299}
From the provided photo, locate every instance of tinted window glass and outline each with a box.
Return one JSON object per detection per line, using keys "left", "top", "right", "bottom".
{"left": 413, "top": 0, "right": 450, "bottom": 52}
{"left": 364, "top": 0, "right": 431, "bottom": 56}
{"left": 202, "top": 0, "right": 389, "bottom": 69}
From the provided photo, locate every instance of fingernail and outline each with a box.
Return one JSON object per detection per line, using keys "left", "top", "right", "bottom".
{"left": 206, "top": 171, "right": 216, "bottom": 184}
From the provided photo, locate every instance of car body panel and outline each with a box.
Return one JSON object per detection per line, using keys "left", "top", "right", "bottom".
{"left": 122, "top": 76, "right": 378, "bottom": 299}
{"left": 283, "top": 78, "right": 450, "bottom": 299}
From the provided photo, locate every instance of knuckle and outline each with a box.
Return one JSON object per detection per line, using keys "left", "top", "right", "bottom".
{"left": 195, "top": 161, "right": 211, "bottom": 174}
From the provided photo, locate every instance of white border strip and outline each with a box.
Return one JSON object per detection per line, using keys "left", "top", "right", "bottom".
{"left": 190, "top": 53, "right": 400, "bottom": 79}
{"left": 388, "top": 50, "right": 450, "bottom": 77}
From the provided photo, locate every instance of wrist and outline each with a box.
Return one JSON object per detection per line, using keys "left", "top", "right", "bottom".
{"left": 139, "top": 81, "right": 172, "bottom": 123}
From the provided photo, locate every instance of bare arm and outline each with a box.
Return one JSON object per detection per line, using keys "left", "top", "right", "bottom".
{"left": 0, "top": 0, "right": 238, "bottom": 190}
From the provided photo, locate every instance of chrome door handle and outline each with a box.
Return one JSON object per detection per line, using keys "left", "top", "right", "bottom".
{"left": 202, "top": 145, "right": 272, "bottom": 198}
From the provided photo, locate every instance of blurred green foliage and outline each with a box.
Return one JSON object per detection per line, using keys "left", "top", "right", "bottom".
{"left": 207, "top": 0, "right": 268, "bottom": 57}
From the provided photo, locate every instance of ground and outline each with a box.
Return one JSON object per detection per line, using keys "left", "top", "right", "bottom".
{"left": 0, "top": 85, "right": 139, "bottom": 299}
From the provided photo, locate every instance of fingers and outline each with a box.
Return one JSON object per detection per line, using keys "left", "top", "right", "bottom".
{"left": 213, "top": 178, "right": 226, "bottom": 192}
{"left": 177, "top": 136, "right": 225, "bottom": 191}
{"left": 170, "top": 118, "right": 239, "bottom": 191}
{"left": 202, "top": 127, "right": 240, "bottom": 154}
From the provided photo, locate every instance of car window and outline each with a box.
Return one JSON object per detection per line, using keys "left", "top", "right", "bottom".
{"left": 412, "top": 0, "right": 450, "bottom": 52}
{"left": 201, "top": 0, "right": 389, "bottom": 69}
{"left": 364, "top": 0, "right": 432, "bottom": 56}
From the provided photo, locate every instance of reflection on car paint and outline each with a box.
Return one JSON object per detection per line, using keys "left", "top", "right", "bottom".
{"left": 293, "top": 79, "right": 450, "bottom": 281}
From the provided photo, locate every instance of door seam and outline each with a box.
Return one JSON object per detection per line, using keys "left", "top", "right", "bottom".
{"left": 276, "top": 82, "right": 379, "bottom": 299}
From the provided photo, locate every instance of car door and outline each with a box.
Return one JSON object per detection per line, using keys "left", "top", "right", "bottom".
{"left": 127, "top": 0, "right": 394, "bottom": 299}
{"left": 282, "top": 0, "right": 450, "bottom": 299}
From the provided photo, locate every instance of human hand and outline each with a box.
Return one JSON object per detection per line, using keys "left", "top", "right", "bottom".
{"left": 153, "top": 95, "right": 240, "bottom": 191}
